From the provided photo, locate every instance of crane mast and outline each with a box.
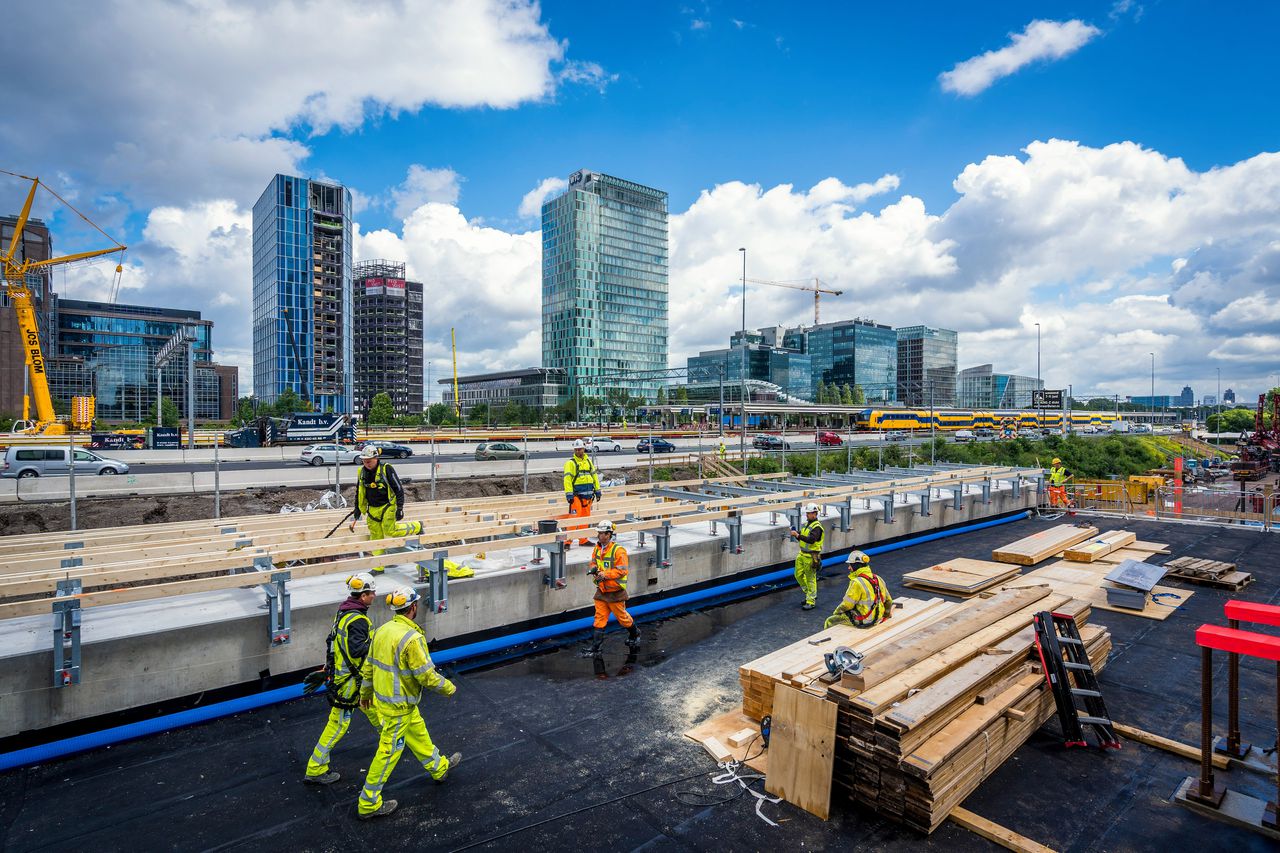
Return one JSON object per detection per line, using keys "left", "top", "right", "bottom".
{"left": 742, "top": 276, "right": 843, "bottom": 324}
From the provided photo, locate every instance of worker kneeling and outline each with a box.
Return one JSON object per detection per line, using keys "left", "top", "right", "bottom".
{"left": 588, "top": 521, "right": 640, "bottom": 656}
{"left": 356, "top": 586, "right": 461, "bottom": 820}
{"left": 824, "top": 551, "right": 894, "bottom": 630}
{"left": 349, "top": 445, "right": 423, "bottom": 574}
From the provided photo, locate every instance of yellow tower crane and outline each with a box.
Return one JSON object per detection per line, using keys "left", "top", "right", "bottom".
{"left": 2, "top": 170, "right": 126, "bottom": 435}
{"left": 744, "top": 277, "right": 843, "bottom": 325}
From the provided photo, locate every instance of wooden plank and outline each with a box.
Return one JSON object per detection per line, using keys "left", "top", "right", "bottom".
{"left": 901, "top": 558, "right": 1020, "bottom": 595}
{"left": 765, "top": 684, "right": 838, "bottom": 820}
{"left": 727, "top": 727, "right": 758, "bottom": 748}
{"left": 684, "top": 708, "right": 767, "bottom": 773}
{"left": 949, "top": 806, "right": 1057, "bottom": 853}
{"left": 1063, "top": 530, "right": 1137, "bottom": 562}
{"left": 843, "top": 586, "right": 1052, "bottom": 691}
{"left": 1112, "top": 722, "right": 1229, "bottom": 770}
{"left": 700, "top": 737, "right": 733, "bottom": 763}
{"left": 992, "top": 525, "right": 1098, "bottom": 566}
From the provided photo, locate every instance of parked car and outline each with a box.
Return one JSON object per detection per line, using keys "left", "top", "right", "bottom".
{"left": 358, "top": 440, "right": 414, "bottom": 458}
{"left": 752, "top": 434, "right": 791, "bottom": 450}
{"left": 974, "top": 427, "right": 994, "bottom": 438}
{"left": 636, "top": 437, "right": 676, "bottom": 453}
{"left": 474, "top": 441, "right": 525, "bottom": 460}
{"left": 587, "top": 436, "right": 622, "bottom": 452}
{"left": 2, "top": 446, "right": 130, "bottom": 478}
{"left": 816, "top": 430, "right": 844, "bottom": 447}
{"left": 954, "top": 429, "right": 975, "bottom": 442}
{"left": 884, "top": 431, "right": 909, "bottom": 442}
{"left": 300, "top": 444, "right": 360, "bottom": 466}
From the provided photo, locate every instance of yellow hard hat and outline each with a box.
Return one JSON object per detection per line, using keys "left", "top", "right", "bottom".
{"left": 1051, "top": 458, "right": 1061, "bottom": 465}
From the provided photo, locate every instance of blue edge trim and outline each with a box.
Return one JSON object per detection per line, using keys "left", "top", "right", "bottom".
{"left": 0, "top": 510, "right": 1030, "bottom": 772}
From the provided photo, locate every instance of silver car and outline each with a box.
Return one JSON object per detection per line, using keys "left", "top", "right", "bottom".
{"left": 2, "top": 446, "right": 130, "bottom": 478}
{"left": 300, "top": 444, "right": 360, "bottom": 466}
{"left": 474, "top": 441, "right": 524, "bottom": 460}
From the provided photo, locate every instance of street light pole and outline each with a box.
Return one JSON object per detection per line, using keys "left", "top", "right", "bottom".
{"left": 739, "top": 247, "right": 747, "bottom": 473}
{"left": 1150, "top": 352, "right": 1155, "bottom": 427}
{"left": 1035, "top": 322, "right": 1041, "bottom": 390}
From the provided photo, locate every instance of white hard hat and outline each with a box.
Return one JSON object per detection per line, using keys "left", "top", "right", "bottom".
{"left": 346, "top": 572, "right": 377, "bottom": 596}
{"left": 359, "top": 445, "right": 380, "bottom": 460}
{"left": 804, "top": 503, "right": 820, "bottom": 514}
{"left": 385, "top": 585, "right": 421, "bottom": 612}
{"left": 846, "top": 550, "right": 870, "bottom": 567}
{"left": 572, "top": 439, "right": 585, "bottom": 449}
{"left": 596, "top": 520, "right": 615, "bottom": 534}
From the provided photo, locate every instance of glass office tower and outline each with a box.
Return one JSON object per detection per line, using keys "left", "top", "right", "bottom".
{"left": 252, "top": 175, "right": 353, "bottom": 413}
{"left": 957, "top": 364, "right": 1043, "bottom": 408}
{"left": 541, "top": 170, "right": 668, "bottom": 402}
{"left": 895, "top": 325, "right": 958, "bottom": 406}
{"left": 801, "top": 319, "right": 897, "bottom": 402}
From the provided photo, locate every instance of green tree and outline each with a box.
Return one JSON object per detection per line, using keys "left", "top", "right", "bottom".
{"left": 840, "top": 384, "right": 854, "bottom": 405}
{"left": 675, "top": 386, "right": 689, "bottom": 405}
{"left": 368, "top": 392, "right": 396, "bottom": 425}
{"left": 273, "top": 388, "right": 306, "bottom": 415}
{"left": 467, "top": 402, "right": 490, "bottom": 425}
{"left": 851, "top": 384, "right": 866, "bottom": 405}
{"left": 233, "top": 396, "right": 256, "bottom": 426}
{"left": 816, "top": 380, "right": 828, "bottom": 405}
{"left": 499, "top": 401, "right": 524, "bottom": 425}
{"left": 656, "top": 387, "right": 667, "bottom": 406}
{"left": 427, "top": 402, "right": 457, "bottom": 426}
{"left": 147, "top": 396, "right": 181, "bottom": 428}
{"left": 1207, "top": 407, "right": 1256, "bottom": 433}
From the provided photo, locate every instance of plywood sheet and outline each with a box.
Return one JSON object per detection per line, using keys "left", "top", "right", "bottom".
{"left": 765, "top": 684, "right": 838, "bottom": 820}
{"left": 902, "top": 558, "right": 1021, "bottom": 596}
{"left": 684, "top": 708, "right": 768, "bottom": 773}
{"left": 1002, "top": 559, "right": 1191, "bottom": 620}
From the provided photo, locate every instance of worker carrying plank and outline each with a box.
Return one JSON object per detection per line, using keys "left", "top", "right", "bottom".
{"left": 348, "top": 445, "right": 423, "bottom": 573}
{"left": 1047, "top": 457, "right": 1073, "bottom": 508}
{"left": 356, "top": 586, "right": 461, "bottom": 820}
{"left": 564, "top": 439, "right": 602, "bottom": 547}
{"left": 587, "top": 520, "right": 640, "bottom": 656}
{"left": 824, "top": 550, "right": 894, "bottom": 629}
{"left": 301, "top": 572, "right": 382, "bottom": 786}
{"left": 789, "top": 502, "right": 824, "bottom": 610}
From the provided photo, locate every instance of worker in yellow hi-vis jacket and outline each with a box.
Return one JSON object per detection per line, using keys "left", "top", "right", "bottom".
{"left": 355, "top": 586, "right": 461, "bottom": 820}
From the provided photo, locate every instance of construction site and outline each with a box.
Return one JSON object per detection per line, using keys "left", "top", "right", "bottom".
{"left": 0, "top": 439, "right": 1277, "bottom": 852}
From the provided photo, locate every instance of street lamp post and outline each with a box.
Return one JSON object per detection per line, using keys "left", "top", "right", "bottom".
{"left": 739, "top": 247, "right": 747, "bottom": 473}
{"left": 426, "top": 360, "right": 432, "bottom": 426}
{"left": 1150, "top": 352, "right": 1155, "bottom": 427}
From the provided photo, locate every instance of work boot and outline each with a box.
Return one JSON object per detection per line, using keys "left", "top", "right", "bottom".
{"left": 303, "top": 771, "right": 340, "bottom": 786}
{"left": 625, "top": 625, "right": 640, "bottom": 648}
{"left": 358, "top": 799, "right": 398, "bottom": 820}
{"left": 588, "top": 628, "right": 606, "bottom": 657}
{"left": 801, "top": 601, "right": 816, "bottom": 611}
{"left": 370, "top": 567, "right": 385, "bottom": 575}
{"left": 434, "top": 752, "right": 463, "bottom": 785}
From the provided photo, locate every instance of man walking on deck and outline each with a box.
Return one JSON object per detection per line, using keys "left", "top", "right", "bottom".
{"left": 564, "top": 439, "right": 601, "bottom": 547}
{"left": 586, "top": 521, "right": 640, "bottom": 656}
{"left": 349, "top": 445, "right": 423, "bottom": 573}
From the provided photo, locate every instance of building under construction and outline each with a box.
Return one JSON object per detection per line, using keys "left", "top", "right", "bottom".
{"left": 352, "top": 259, "right": 423, "bottom": 417}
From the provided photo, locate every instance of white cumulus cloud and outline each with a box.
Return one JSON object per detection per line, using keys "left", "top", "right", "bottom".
{"left": 940, "top": 19, "right": 1101, "bottom": 96}
{"left": 518, "top": 177, "right": 569, "bottom": 219}
{"left": 391, "top": 166, "right": 462, "bottom": 221}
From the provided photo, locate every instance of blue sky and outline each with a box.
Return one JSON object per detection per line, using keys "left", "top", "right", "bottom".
{"left": 5, "top": 0, "right": 1280, "bottom": 401}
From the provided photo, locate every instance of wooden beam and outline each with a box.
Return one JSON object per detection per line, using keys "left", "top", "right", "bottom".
{"left": 949, "top": 807, "right": 1057, "bottom": 853}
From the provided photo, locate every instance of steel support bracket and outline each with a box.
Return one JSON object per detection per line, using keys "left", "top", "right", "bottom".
{"left": 651, "top": 520, "right": 672, "bottom": 567}
{"left": 1000, "top": 477, "right": 1023, "bottom": 499}
{"left": 826, "top": 501, "right": 852, "bottom": 532}
{"left": 419, "top": 550, "right": 449, "bottom": 613}
{"left": 915, "top": 490, "right": 932, "bottom": 517}
{"left": 981, "top": 478, "right": 992, "bottom": 505}
{"left": 261, "top": 570, "right": 291, "bottom": 646}
{"left": 62, "top": 541, "right": 83, "bottom": 551}
{"left": 722, "top": 512, "right": 743, "bottom": 554}
{"left": 542, "top": 537, "right": 567, "bottom": 589}
{"left": 60, "top": 555, "right": 83, "bottom": 570}
{"left": 870, "top": 494, "right": 896, "bottom": 525}
{"left": 52, "top": 578, "right": 82, "bottom": 688}
{"left": 939, "top": 486, "right": 964, "bottom": 511}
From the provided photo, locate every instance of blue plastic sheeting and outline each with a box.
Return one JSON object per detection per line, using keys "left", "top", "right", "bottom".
{"left": 0, "top": 509, "right": 1030, "bottom": 772}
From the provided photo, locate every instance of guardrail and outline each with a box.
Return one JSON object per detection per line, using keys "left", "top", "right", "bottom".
{"left": 1055, "top": 481, "right": 1277, "bottom": 530}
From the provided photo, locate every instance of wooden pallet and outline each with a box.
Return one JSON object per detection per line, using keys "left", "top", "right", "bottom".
{"left": 1162, "top": 556, "right": 1254, "bottom": 590}
{"left": 902, "top": 558, "right": 1021, "bottom": 598}
{"left": 992, "top": 524, "right": 1098, "bottom": 566}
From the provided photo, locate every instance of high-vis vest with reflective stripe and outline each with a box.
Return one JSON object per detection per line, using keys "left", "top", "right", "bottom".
{"left": 840, "top": 569, "right": 891, "bottom": 625}
{"left": 591, "top": 541, "right": 628, "bottom": 593}
{"left": 1049, "top": 465, "right": 1067, "bottom": 485}
{"left": 564, "top": 454, "right": 599, "bottom": 497}
{"left": 328, "top": 610, "right": 370, "bottom": 702}
{"left": 799, "top": 519, "right": 825, "bottom": 554}
{"left": 358, "top": 463, "right": 395, "bottom": 516}
{"left": 360, "top": 613, "right": 451, "bottom": 714}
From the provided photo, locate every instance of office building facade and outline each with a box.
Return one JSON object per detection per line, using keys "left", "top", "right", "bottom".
{"left": 896, "top": 325, "right": 957, "bottom": 406}
{"left": 542, "top": 170, "right": 668, "bottom": 402}
{"left": 1128, "top": 394, "right": 1176, "bottom": 409}
{"left": 46, "top": 298, "right": 234, "bottom": 420}
{"left": 440, "top": 367, "right": 568, "bottom": 417}
{"left": 957, "top": 364, "right": 1044, "bottom": 408}
{"left": 0, "top": 215, "right": 53, "bottom": 417}
{"left": 252, "top": 175, "right": 353, "bottom": 413}
{"left": 797, "top": 319, "right": 897, "bottom": 402}
{"left": 1177, "top": 385, "right": 1194, "bottom": 407}
{"left": 1223, "top": 388, "right": 1236, "bottom": 404}
{"left": 686, "top": 343, "right": 812, "bottom": 401}
{"left": 353, "top": 259, "right": 423, "bottom": 417}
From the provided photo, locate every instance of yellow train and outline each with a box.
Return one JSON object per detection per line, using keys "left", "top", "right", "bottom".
{"left": 855, "top": 409, "right": 1120, "bottom": 431}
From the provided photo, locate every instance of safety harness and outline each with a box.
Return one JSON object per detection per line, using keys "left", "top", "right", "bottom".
{"left": 324, "top": 609, "right": 368, "bottom": 709}
{"left": 850, "top": 572, "right": 888, "bottom": 627}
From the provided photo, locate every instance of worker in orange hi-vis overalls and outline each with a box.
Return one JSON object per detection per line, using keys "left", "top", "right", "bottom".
{"left": 586, "top": 521, "right": 640, "bottom": 657}
{"left": 563, "top": 439, "right": 601, "bottom": 547}
{"left": 1047, "top": 458, "right": 1072, "bottom": 507}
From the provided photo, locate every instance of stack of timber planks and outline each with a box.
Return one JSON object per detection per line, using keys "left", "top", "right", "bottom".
{"left": 992, "top": 524, "right": 1098, "bottom": 565}
{"left": 823, "top": 585, "right": 1112, "bottom": 833}
{"left": 901, "top": 558, "right": 1021, "bottom": 597}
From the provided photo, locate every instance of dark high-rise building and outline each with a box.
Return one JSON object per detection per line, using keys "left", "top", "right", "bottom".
{"left": 793, "top": 319, "right": 897, "bottom": 402}
{"left": 353, "top": 259, "right": 423, "bottom": 417}
{"left": 1223, "top": 387, "right": 1236, "bottom": 404}
{"left": 895, "top": 325, "right": 957, "bottom": 406}
{"left": 0, "top": 215, "right": 53, "bottom": 417}
{"left": 252, "top": 175, "right": 353, "bottom": 412}
{"left": 542, "top": 169, "right": 668, "bottom": 402}
{"left": 1177, "top": 385, "right": 1194, "bottom": 407}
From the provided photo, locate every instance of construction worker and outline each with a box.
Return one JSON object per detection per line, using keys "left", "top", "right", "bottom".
{"left": 564, "top": 438, "right": 601, "bottom": 547}
{"left": 587, "top": 520, "right": 639, "bottom": 656}
{"left": 349, "top": 445, "right": 423, "bottom": 574}
{"left": 356, "top": 585, "right": 461, "bottom": 820}
{"left": 824, "top": 551, "right": 894, "bottom": 629}
{"left": 789, "top": 503, "right": 824, "bottom": 610}
{"left": 303, "top": 572, "right": 381, "bottom": 785}
{"left": 717, "top": 439, "right": 727, "bottom": 459}
{"left": 1047, "top": 457, "right": 1072, "bottom": 507}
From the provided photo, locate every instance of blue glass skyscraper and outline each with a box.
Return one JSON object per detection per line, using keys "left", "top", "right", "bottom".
{"left": 252, "top": 175, "right": 353, "bottom": 413}
{"left": 541, "top": 170, "right": 668, "bottom": 401}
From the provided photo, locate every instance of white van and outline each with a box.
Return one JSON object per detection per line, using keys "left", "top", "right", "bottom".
{"left": 1, "top": 446, "right": 130, "bottom": 478}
